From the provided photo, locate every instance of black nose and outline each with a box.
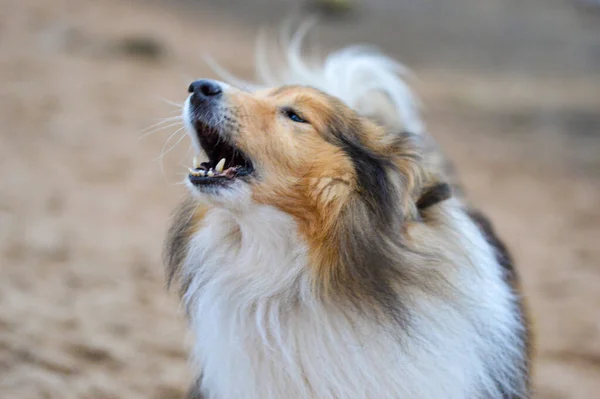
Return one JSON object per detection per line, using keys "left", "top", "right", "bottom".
{"left": 188, "top": 79, "right": 222, "bottom": 98}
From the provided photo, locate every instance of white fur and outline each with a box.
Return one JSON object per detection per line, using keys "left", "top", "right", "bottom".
{"left": 180, "top": 200, "right": 525, "bottom": 399}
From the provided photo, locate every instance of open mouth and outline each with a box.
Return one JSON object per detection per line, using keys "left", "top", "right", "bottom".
{"left": 188, "top": 136, "right": 254, "bottom": 187}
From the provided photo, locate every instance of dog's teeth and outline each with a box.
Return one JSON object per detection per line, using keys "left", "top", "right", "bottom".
{"left": 193, "top": 157, "right": 200, "bottom": 169}
{"left": 189, "top": 168, "right": 201, "bottom": 177}
{"left": 216, "top": 158, "right": 226, "bottom": 173}
{"left": 199, "top": 170, "right": 206, "bottom": 176}
{"left": 207, "top": 169, "right": 214, "bottom": 177}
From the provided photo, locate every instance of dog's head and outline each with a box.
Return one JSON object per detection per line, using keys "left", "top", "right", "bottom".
{"left": 184, "top": 79, "right": 433, "bottom": 215}
{"left": 180, "top": 79, "right": 451, "bottom": 301}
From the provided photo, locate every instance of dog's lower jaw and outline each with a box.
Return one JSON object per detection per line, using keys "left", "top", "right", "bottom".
{"left": 185, "top": 178, "right": 254, "bottom": 212}
{"left": 177, "top": 199, "right": 527, "bottom": 399}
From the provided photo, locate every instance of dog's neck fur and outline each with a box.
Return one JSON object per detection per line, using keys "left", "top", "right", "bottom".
{"left": 180, "top": 199, "right": 526, "bottom": 399}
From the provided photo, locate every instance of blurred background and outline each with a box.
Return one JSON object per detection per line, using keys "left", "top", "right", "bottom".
{"left": 1, "top": 0, "right": 599, "bottom": 398}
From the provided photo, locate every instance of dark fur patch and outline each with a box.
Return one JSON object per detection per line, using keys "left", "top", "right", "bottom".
{"left": 185, "top": 377, "right": 205, "bottom": 399}
{"left": 321, "top": 113, "right": 423, "bottom": 327}
{"left": 164, "top": 197, "right": 199, "bottom": 294}
{"left": 324, "top": 111, "right": 417, "bottom": 224}
{"left": 417, "top": 183, "right": 452, "bottom": 212}
{"left": 467, "top": 209, "right": 516, "bottom": 285}
{"left": 467, "top": 209, "right": 531, "bottom": 395}
{"left": 334, "top": 202, "right": 413, "bottom": 327}
{"left": 336, "top": 133, "right": 397, "bottom": 220}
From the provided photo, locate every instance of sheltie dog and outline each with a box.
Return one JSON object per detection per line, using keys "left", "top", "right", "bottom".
{"left": 164, "top": 29, "right": 531, "bottom": 399}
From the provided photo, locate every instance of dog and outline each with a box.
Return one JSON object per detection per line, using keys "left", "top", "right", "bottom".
{"left": 164, "top": 31, "right": 531, "bottom": 399}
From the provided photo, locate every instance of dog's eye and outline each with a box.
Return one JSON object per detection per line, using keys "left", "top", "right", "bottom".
{"left": 282, "top": 108, "right": 308, "bottom": 124}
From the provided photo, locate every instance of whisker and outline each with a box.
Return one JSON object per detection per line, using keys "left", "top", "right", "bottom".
{"left": 178, "top": 145, "right": 195, "bottom": 167}
{"left": 138, "top": 120, "right": 184, "bottom": 139}
{"left": 138, "top": 115, "right": 182, "bottom": 132}
{"left": 162, "top": 129, "right": 190, "bottom": 159}
{"left": 156, "top": 126, "right": 188, "bottom": 180}
{"left": 154, "top": 95, "right": 184, "bottom": 109}
{"left": 183, "top": 202, "right": 202, "bottom": 229}
{"left": 170, "top": 180, "right": 190, "bottom": 186}
{"left": 156, "top": 126, "right": 187, "bottom": 160}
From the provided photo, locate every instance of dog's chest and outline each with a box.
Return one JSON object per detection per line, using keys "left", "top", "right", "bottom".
{"left": 187, "top": 282, "right": 494, "bottom": 399}
{"left": 182, "top": 207, "right": 521, "bottom": 399}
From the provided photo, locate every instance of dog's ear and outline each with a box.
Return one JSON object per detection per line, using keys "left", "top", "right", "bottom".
{"left": 416, "top": 182, "right": 452, "bottom": 212}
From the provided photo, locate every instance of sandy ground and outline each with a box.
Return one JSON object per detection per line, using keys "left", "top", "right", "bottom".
{"left": 1, "top": 0, "right": 599, "bottom": 398}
